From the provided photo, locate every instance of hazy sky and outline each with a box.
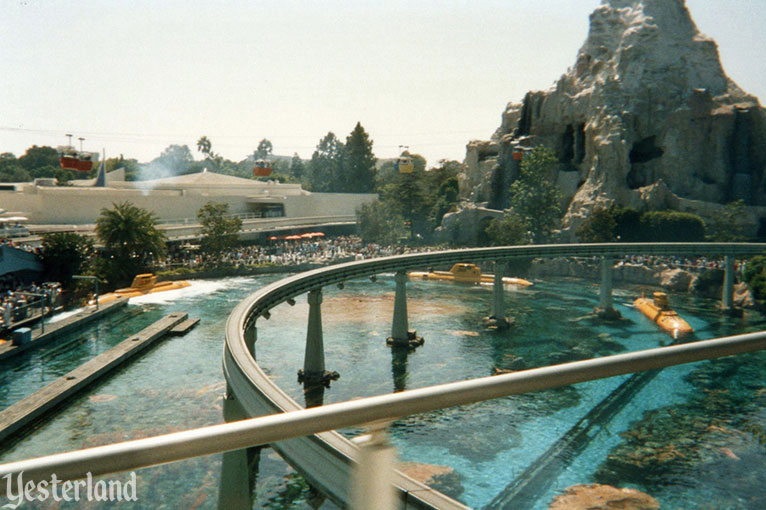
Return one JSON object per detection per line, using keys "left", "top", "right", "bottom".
{"left": 1, "top": 0, "right": 764, "bottom": 166}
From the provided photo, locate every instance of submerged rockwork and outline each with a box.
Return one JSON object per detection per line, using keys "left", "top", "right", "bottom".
{"left": 461, "top": 0, "right": 766, "bottom": 239}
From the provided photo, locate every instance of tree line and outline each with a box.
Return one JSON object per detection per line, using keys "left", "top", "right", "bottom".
{"left": 0, "top": 122, "right": 383, "bottom": 194}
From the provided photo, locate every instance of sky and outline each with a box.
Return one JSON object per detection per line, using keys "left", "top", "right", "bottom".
{"left": 1, "top": 0, "right": 765, "bottom": 167}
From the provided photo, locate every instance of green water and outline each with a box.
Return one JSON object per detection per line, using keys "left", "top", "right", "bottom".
{"left": 0, "top": 274, "right": 764, "bottom": 509}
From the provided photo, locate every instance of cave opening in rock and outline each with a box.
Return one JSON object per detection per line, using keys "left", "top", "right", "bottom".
{"left": 627, "top": 135, "right": 664, "bottom": 189}
{"left": 629, "top": 136, "right": 664, "bottom": 164}
{"left": 560, "top": 123, "right": 586, "bottom": 170}
{"left": 561, "top": 124, "right": 575, "bottom": 164}
{"left": 518, "top": 93, "right": 533, "bottom": 136}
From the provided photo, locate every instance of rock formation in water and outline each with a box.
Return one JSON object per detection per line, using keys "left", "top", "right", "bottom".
{"left": 461, "top": 0, "right": 766, "bottom": 240}
{"left": 548, "top": 484, "right": 659, "bottom": 510}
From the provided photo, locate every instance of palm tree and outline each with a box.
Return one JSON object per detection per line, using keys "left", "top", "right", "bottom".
{"left": 95, "top": 202, "right": 167, "bottom": 285}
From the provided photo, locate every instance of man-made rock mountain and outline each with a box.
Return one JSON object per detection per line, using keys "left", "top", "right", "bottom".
{"left": 463, "top": 0, "right": 766, "bottom": 239}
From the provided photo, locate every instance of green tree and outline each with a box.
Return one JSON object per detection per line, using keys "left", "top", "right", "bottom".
{"left": 197, "top": 202, "right": 242, "bottom": 262}
{"left": 509, "top": 146, "right": 563, "bottom": 243}
{"left": 18, "top": 145, "right": 59, "bottom": 172}
{"left": 95, "top": 202, "right": 167, "bottom": 286}
{"left": 0, "top": 165, "right": 30, "bottom": 182}
{"left": 356, "top": 201, "right": 406, "bottom": 245}
{"left": 383, "top": 153, "right": 431, "bottom": 241}
{"left": 289, "top": 153, "right": 306, "bottom": 181}
{"left": 196, "top": 136, "right": 222, "bottom": 169}
{"left": 576, "top": 206, "right": 618, "bottom": 242}
{"left": 611, "top": 206, "right": 642, "bottom": 241}
{"left": 152, "top": 144, "right": 194, "bottom": 175}
{"left": 638, "top": 211, "right": 706, "bottom": 242}
{"left": 343, "top": 122, "right": 376, "bottom": 193}
{"left": 39, "top": 232, "right": 95, "bottom": 288}
{"left": 707, "top": 200, "right": 747, "bottom": 242}
{"left": 483, "top": 214, "right": 531, "bottom": 246}
{"left": 430, "top": 176, "right": 460, "bottom": 226}
{"left": 197, "top": 136, "right": 212, "bottom": 157}
{"left": 255, "top": 139, "right": 273, "bottom": 160}
{"left": 308, "top": 132, "right": 344, "bottom": 192}
{"left": 0, "top": 153, "right": 28, "bottom": 181}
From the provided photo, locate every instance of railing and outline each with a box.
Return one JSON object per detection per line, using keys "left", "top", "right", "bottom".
{"left": 157, "top": 213, "right": 356, "bottom": 227}
{"left": 1, "top": 243, "right": 765, "bottom": 508}
{"left": 0, "top": 333, "right": 765, "bottom": 500}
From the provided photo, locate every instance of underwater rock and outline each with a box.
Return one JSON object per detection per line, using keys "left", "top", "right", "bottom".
{"left": 548, "top": 483, "right": 659, "bottom": 510}
{"left": 595, "top": 353, "right": 766, "bottom": 495}
{"left": 398, "top": 462, "right": 465, "bottom": 499}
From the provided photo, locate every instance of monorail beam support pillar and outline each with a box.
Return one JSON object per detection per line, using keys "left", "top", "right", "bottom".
{"left": 298, "top": 289, "right": 338, "bottom": 387}
{"left": 722, "top": 255, "right": 735, "bottom": 311}
{"left": 485, "top": 261, "right": 512, "bottom": 329}
{"left": 387, "top": 271, "right": 423, "bottom": 348}
{"left": 596, "top": 256, "right": 621, "bottom": 320}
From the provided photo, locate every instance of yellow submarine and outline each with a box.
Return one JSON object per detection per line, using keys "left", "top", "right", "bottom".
{"left": 98, "top": 274, "right": 191, "bottom": 304}
{"left": 408, "top": 263, "right": 532, "bottom": 286}
{"left": 633, "top": 291, "right": 693, "bottom": 339}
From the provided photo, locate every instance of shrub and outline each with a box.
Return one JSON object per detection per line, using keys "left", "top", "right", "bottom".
{"left": 637, "top": 211, "right": 706, "bottom": 242}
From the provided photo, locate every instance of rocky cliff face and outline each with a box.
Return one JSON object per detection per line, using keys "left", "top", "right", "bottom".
{"left": 465, "top": 0, "right": 766, "bottom": 239}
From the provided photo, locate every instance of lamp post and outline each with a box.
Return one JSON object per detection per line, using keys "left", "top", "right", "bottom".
{"left": 72, "top": 275, "right": 100, "bottom": 310}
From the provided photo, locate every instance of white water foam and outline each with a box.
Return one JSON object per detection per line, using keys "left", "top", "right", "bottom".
{"left": 48, "top": 308, "right": 84, "bottom": 323}
{"left": 127, "top": 277, "right": 257, "bottom": 305}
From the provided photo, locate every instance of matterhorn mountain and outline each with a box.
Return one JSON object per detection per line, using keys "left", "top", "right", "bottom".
{"left": 458, "top": 0, "right": 765, "bottom": 240}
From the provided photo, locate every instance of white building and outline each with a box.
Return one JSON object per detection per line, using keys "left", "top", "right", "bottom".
{"left": 0, "top": 170, "right": 377, "bottom": 225}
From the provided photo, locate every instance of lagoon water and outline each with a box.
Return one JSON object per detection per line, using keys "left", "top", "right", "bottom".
{"left": 0, "top": 274, "right": 764, "bottom": 509}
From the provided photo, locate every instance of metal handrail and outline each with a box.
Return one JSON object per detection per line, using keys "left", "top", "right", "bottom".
{"left": 1, "top": 330, "right": 765, "bottom": 494}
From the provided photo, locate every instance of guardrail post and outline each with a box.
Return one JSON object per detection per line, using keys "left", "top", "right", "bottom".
{"left": 595, "top": 256, "right": 621, "bottom": 320}
{"left": 484, "top": 261, "right": 511, "bottom": 329}
{"left": 298, "top": 289, "right": 339, "bottom": 387}
{"left": 722, "top": 255, "right": 735, "bottom": 311}
{"left": 218, "top": 387, "right": 256, "bottom": 510}
{"left": 350, "top": 423, "right": 398, "bottom": 510}
{"left": 387, "top": 271, "right": 423, "bottom": 348}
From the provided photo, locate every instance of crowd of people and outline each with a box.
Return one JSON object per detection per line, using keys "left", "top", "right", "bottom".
{"left": 0, "top": 282, "right": 61, "bottom": 332}
{"left": 159, "top": 235, "right": 436, "bottom": 270}
{"left": 618, "top": 255, "right": 746, "bottom": 275}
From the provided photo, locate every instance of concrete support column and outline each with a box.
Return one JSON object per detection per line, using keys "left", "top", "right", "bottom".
{"left": 599, "top": 256, "right": 614, "bottom": 310}
{"left": 350, "top": 424, "right": 398, "bottom": 510}
{"left": 484, "top": 261, "right": 512, "bottom": 329}
{"left": 595, "top": 256, "right": 621, "bottom": 320}
{"left": 722, "top": 255, "right": 735, "bottom": 310}
{"left": 387, "top": 271, "right": 424, "bottom": 348}
{"left": 299, "top": 289, "right": 339, "bottom": 387}
{"left": 303, "top": 289, "right": 325, "bottom": 375}
{"left": 491, "top": 261, "right": 505, "bottom": 319}
{"left": 390, "top": 271, "right": 409, "bottom": 342}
